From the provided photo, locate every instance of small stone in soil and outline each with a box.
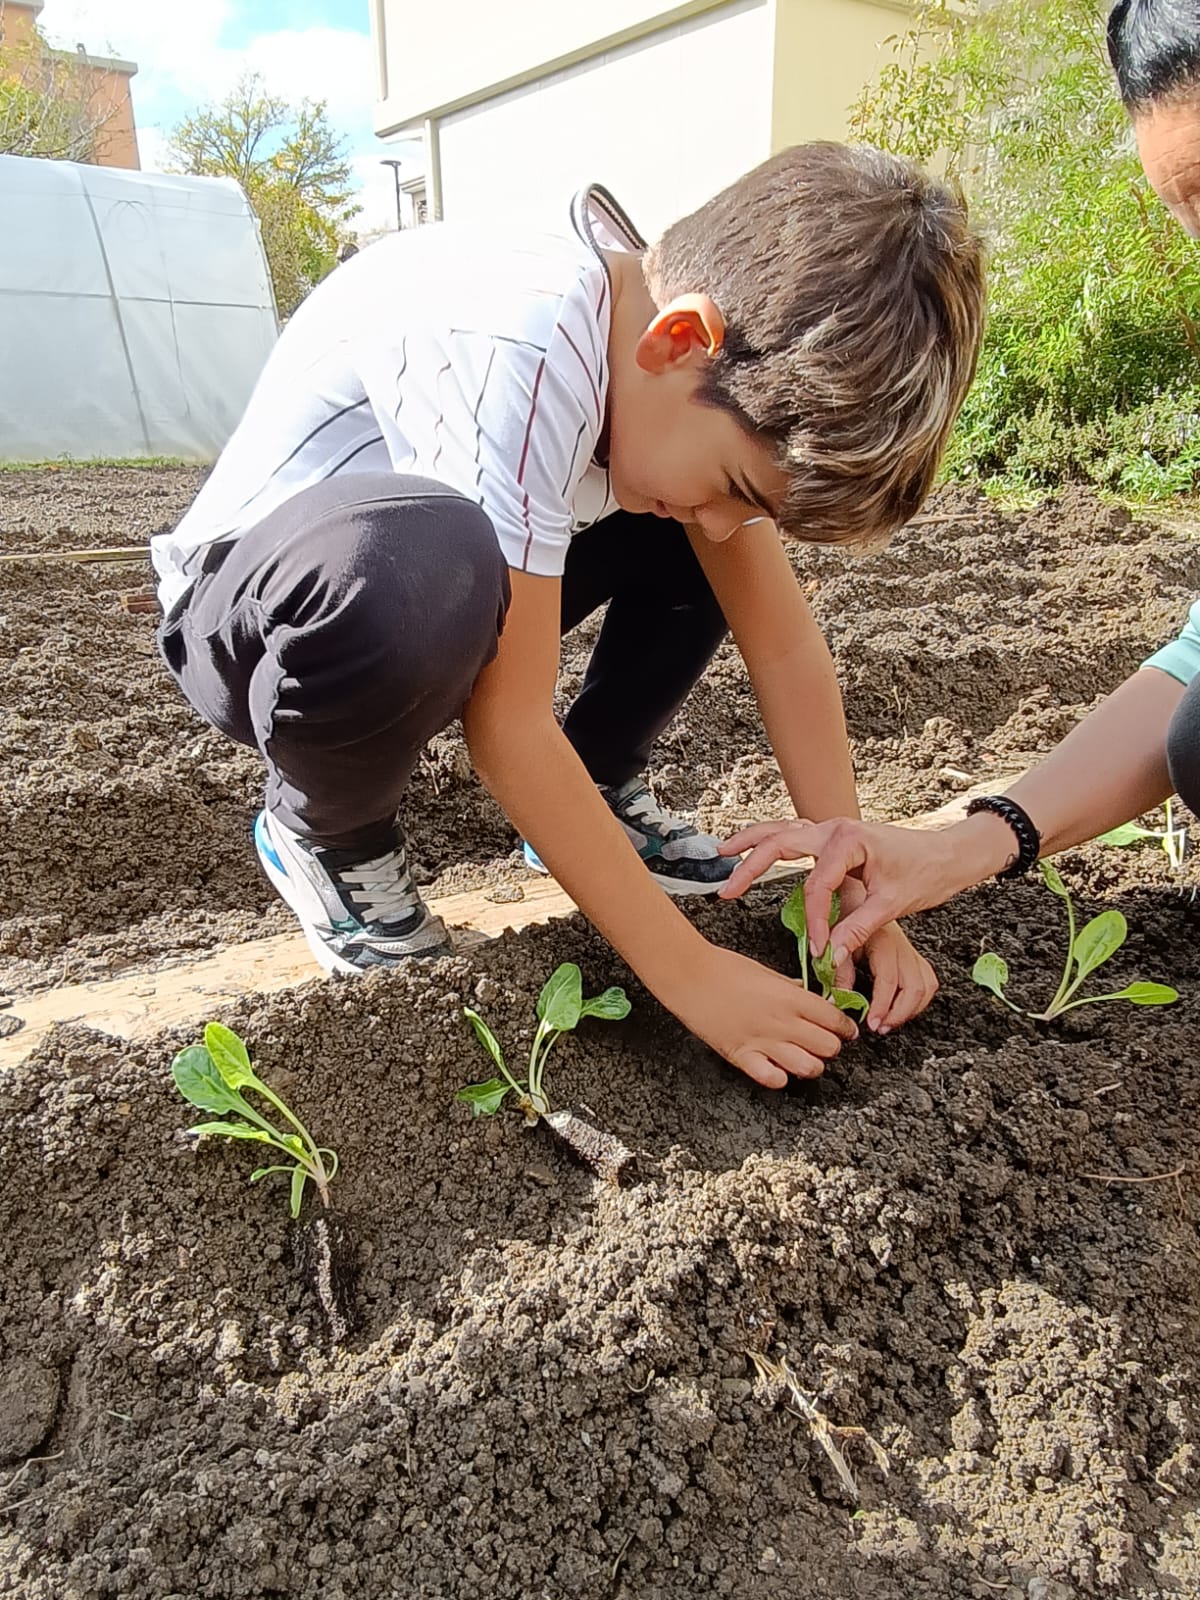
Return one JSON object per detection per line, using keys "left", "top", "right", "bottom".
{"left": 0, "top": 1357, "right": 60, "bottom": 1466}
{"left": 291, "top": 1211, "right": 358, "bottom": 1346}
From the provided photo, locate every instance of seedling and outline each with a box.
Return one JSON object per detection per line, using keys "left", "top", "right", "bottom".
{"left": 780, "top": 883, "right": 870, "bottom": 1018}
{"left": 172, "top": 1022, "right": 355, "bottom": 1342}
{"left": 972, "top": 861, "right": 1178, "bottom": 1021}
{"left": 1099, "top": 797, "right": 1188, "bottom": 870}
{"left": 1099, "top": 798, "right": 1194, "bottom": 897}
{"left": 458, "top": 962, "right": 636, "bottom": 1182}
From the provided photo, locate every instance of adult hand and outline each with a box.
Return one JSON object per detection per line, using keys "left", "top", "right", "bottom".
{"left": 718, "top": 816, "right": 980, "bottom": 961}
{"left": 667, "top": 945, "right": 859, "bottom": 1088}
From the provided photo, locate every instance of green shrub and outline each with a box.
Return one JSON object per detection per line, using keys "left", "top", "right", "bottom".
{"left": 852, "top": 0, "right": 1200, "bottom": 498}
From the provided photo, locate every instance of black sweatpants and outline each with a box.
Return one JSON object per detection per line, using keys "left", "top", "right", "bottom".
{"left": 159, "top": 475, "right": 728, "bottom": 851}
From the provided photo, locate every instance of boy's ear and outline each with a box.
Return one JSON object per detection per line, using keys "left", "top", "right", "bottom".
{"left": 636, "top": 293, "right": 726, "bottom": 374}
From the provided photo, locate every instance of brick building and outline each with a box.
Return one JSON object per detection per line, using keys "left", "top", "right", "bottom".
{"left": 0, "top": 0, "right": 140, "bottom": 168}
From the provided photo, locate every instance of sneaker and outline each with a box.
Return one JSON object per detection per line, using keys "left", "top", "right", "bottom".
{"left": 523, "top": 778, "right": 735, "bottom": 897}
{"left": 254, "top": 809, "right": 451, "bottom": 975}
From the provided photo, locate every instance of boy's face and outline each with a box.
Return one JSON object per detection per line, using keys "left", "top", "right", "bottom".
{"left": 607, "top": 296, "right": 789, "bottom": 542}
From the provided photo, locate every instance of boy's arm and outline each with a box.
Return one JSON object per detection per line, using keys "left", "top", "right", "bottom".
{"left": 461, "top": 568, "right": 858, "bottom": 1087}
{"left": 692, "top": 521, "right": 940, "bottom": 1029}
{"left": 688, "top": 521, "right": 860, "bottom": 822}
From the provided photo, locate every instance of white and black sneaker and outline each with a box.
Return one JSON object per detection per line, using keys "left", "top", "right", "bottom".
{"left": 254, "top": 810, "right": 451, "bottom": 975}
{"left": 523, "top": 777, "right": 735, "bottom": 896}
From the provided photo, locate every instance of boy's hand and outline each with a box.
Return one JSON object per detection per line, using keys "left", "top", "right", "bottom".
{"left": 666, "top": 946, "right": 859, "bottom": 1089}
{"left": 858, "top": 919, "right": 938, "bottom": 1034}
{"left": 717, "top": 823, "right": 940, "bottom": 1033}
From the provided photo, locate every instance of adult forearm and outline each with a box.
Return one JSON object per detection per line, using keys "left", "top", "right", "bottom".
{"left": 938, "top": 667, "right": 1184, "bottom": 888}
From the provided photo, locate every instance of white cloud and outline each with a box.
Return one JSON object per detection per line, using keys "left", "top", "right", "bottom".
{"left": 38, "top": 0, "right": 414, "bottom": 222}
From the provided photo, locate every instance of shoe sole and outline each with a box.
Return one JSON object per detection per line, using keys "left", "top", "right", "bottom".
{"left": 522, "top": 840, "right": 730, "bottom": 898}
{"left": 255, "top": 812, "right": 451, "bottom": 975}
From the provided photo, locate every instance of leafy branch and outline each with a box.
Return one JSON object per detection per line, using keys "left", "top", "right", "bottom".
{"left": 173, "top": 1022, "right": 337, "bottom": 1218}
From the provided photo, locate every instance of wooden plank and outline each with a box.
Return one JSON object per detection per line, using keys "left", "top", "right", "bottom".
{"left": 0, "top": 779, "right": 1012, "bottom": 1067}
{"left": 0, "top": 546, "right": 150, "bottom": 564}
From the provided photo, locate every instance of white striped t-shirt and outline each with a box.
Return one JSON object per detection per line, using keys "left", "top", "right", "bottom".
{"left": 150, "top": 185, "right": 645, "bottom": 613}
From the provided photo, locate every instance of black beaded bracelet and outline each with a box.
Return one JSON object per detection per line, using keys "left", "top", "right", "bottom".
{"left": 965, "top": 795, "right": 1041, "bottom": 880}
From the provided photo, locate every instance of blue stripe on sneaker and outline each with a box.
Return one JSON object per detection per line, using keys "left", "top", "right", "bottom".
{"left": 254, "top": 811, "right": 286, "bottom": 876}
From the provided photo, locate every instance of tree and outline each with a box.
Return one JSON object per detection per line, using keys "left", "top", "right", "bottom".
{"left": 168, "top": 74, "right": 359, "bottom": 317}
{"left": 852, "top": 0, "right": 1200, "bottom": 496}
{"left": 0, "top": 24, "right": 116, "bottom": 161}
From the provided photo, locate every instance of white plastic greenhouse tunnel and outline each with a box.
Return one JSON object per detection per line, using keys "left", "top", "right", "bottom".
{"left": 0, "top": 154, "right": 279, "bottom": 463}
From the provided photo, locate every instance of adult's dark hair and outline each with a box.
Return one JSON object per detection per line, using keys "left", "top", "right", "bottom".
{"left": 1108, "top": 0, "right": 1200, "bottom": 111}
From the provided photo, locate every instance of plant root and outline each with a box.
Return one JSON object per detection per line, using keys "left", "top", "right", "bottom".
{"left": 292, "top": 1210, "right": 358, "bottom": 1346}
{"left": 541, "top": 1110, "right": 636, "bottom": 1184}
{"left": 749, "top": 1351, "right": 889, "bottom": 1503}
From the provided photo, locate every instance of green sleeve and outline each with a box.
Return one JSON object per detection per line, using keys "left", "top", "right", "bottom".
{"left": 1143, "top": 598, "right": 1200, "bottom": 686}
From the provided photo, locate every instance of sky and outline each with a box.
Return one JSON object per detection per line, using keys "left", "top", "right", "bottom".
{"left": 37, "top": 0, "right": 421, "bottom": 234}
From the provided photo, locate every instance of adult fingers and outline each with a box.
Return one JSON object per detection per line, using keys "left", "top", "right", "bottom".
{"left": 828, "top": 895, "right": 902, "bottom": 967}
{"left": 802, "top": 828, "right": 871, "bottom": 952}
{"left": 718, "top": 820, "right": 795, "bottom": 856}
{"left": 717, "top": 837, "right": 795, "bottom": 900}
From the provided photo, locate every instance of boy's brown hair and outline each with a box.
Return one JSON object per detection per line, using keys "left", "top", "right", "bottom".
{"left": 644, "top": 142, "right": 986, "bottom": 545}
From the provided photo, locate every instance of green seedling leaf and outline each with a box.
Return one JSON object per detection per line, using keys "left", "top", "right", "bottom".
{"left": 172, "top": 1045, "right": 251, "bottom": 1118}
{"left": 186, "top": 1120, "right": 276, "bottom": 1143}
{"left": 1040, "top": 860, "right": 1068, "bottom": 899}
{"left": 1082, "top": 982, "right": 1179, "bottom": 1008}
{"left": 463, "top": 1008, "right": 507, "bottom": 1075}
{"left": 537, "top": 962, "right": 583, "bottom": 1031}
{"left": 290, "top": 1165, "right": 308, "bottom": 1220}
{"left": 830, "top": 988, "right": 870, "bottom": 1017}
{"left": 1113, "top": 982, "right": 1179, "bottom": 1005}
{"left": 1097, "top": 822, "right": 1156, "bottom": 847}
{"left": 972, "top": 951, "right": 1013, "bottom": 1005}
{"left": 456, "top": 1079, "right": 511, "bottom": 1117}
{"left": 1071, "top": 910, "right": 1126, "bottom": 982}
{"left": 781, "top": 884, "right": 841, "bottom": 993}
{"left": 812, "top": 942, "right": 838, "bottom": 995}
{"left": 579, "top": 986, "right": 631, "bottom": 1022}
{"left": 203, "top": 1021, "right": 257, "bottom": 1091}
{"left": 174, "top": 1026, "right": 339, "bottom": 1217}
{"left": 780, "top": 882, "right": 808, "bottom": 941}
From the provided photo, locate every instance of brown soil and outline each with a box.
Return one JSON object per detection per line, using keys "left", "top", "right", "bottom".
{"left": 2, "top": 469, "right": 1199, "bottom": 1598}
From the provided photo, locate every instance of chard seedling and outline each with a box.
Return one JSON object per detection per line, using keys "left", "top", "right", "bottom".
{"left": 173, "top": 1022, "right": 355, "bottom": 1342}
{"left": 1099, "top": 798, "right": 1193, "bottom": 891}
{"left": 173, "top": 1021, "right": 338, "bottom": 1217}
{"left": 972, "top": 861, "right": 1178, "bottom": 1021}
{"left": 458, "top": 963, "right": 635, "bottom": 1182}
{"left": 780, "top": 883, "right": 869, "bottom": 1018}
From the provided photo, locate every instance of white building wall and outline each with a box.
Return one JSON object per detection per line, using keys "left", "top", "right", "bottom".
{"left": 436, "top": 0, "right": 771, "bottom": 238}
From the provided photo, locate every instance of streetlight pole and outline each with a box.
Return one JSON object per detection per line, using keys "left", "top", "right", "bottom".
{"left": 380, "top": 158, "right": 404, "bottom": 230}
